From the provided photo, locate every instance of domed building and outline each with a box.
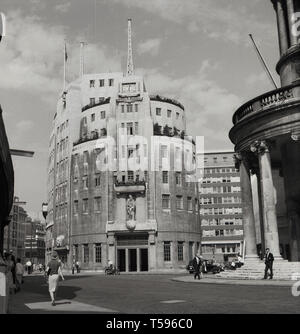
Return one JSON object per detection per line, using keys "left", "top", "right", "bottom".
{"left": 45, "top": 20, "right": 200, "bottom": 272}
{"left": 220, "top": 0, "right": 300, "bottom": 279}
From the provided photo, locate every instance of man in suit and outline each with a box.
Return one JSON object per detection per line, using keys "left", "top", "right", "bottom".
{"left": 192, "top": 254, "right": 202, "bottom": 280}
{"left": 263, "top": 248, "right": 274, "bottom": 279}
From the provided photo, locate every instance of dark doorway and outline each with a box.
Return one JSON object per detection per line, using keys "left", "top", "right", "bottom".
{"left": 285, "top": 244, "right": 291, "bottom": 261}
{"left": 129, "top": 249, "right": 137, "bottom": 271}
{"left": 140, "top": 248, "right": 148, "bottom": 271}
{"left": 118, "top": 249, "right": 126, "bottom": 272}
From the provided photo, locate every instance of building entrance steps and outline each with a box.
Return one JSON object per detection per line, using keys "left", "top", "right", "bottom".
{"left": 216, "top": 260, "right": 300, "bottom": 280}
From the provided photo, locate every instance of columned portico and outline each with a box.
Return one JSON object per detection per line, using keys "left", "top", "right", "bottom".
{"left": 252, "top": 141, "right": 282, "bottom": 259}
{"left": 235, "top": 153, "right": 258, "bottom": 260}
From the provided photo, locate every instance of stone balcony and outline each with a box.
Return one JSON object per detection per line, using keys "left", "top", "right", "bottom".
{"left": 114, "top": 179, "right": 146, "bottom": 195}
{"left": 229, "top": 82, "right": 300, "bottom": 150}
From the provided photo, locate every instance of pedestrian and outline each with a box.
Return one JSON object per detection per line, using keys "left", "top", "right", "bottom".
{"left": 5, "top": 252, "right": 16, "bottom": 294}
{"left": 263, "top": 248, "right": 274, "bottom": 279}
{"left": 26, "top": 260, "right": 32, "bottom": 274}
{"left": 15, "top": 258, "right": 24, "bottom": 292}
{"left": 45, "top": 251, "right": 65, "bottom": 306}
{"left": 72, "top": 261, "right": 75, "bottom": 275}
{"left": 75, "top": 260, "right": 80, "bottom": 273}
{"left": 192, "top": 254, "right": 201, "bottom": 280}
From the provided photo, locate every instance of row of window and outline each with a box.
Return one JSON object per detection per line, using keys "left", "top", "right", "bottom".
{"left": 200, "top": 196, "right": 241, "bottom": 205}
{"left": 201, "top": 245, "right": 240, "bottom": 254}
{"left": 89, "top": 110, "right": 106, "bottom": 122}
{"left": 90, "top": 78, "right": 114, "bottom": 88}
{"left": 88, "top": 97, "right": 108, "bottom": 107}
{"left": 162, "top": 195, "right": 198, "bottom": 211}
{"left": 202, "top": 176, "right": 240, "bottom": 184}
{"left": 204, "top": 167, "right": 238, "bottom": 174}
{"left": 74, "top": 243, "right": 102, "bottom": 263}
{"left": 200, "top": 207, "right": 242, "bottom": 215}
{"left": 204, "top": 156, "right": 232, "bottom": 164}
{"left": 73, "top": 197, "right": 102, "bottom": 214}
{"left": 202, "top": 229, "right": 243, "bottom": 237}
{"left": 120, "top": 104, "right": 139, "bottom": 113}
{"left": 201, "top": 218, "right": 243, "bottom": 226}
{"left": 56, "top": 120, "right": 69, "bottom": 135}
{"left": 199, "top": 186, "right": 241, "bottom": 194}
{"left": 155, "top": 108, "right": 181, "bottom": 120}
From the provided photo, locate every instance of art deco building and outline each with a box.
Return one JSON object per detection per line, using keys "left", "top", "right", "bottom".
{"left": 199, "top": 151, "right": 244, "bottom": 263}
{"left": 220, "top": 0, "right": 300, "bottom": 278}
{"left": 45, "top": 20, "right": 200, "bottom": 272}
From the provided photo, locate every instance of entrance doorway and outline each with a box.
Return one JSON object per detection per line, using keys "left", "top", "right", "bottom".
{"left": 117, "top": 249, "right": 126, "bottom": 272}
{"left": 117, "top": 247, "right": 148, "bottom": 272}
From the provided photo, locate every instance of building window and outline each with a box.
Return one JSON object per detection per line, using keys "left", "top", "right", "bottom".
{"left": 161, "top": 145, "right": 168, "bottom": 158}
{"left": 90, "top": 80, "right": 95, "bottom": 88}
{"left": 95, "top": 174, "right": 101, "bottom": 187}
{"left": 94, "top": 197, "right": 101, "bottom": 212}
{"left": 187, "top": 197, "right": 193, "bottom": 211}
{"left": 163, "top": 241, "right": 171, "bottom": 261}
{"left": 134, "top": 122, "right": 139, "bottom": 135}
{"left": 83, "top": 244, "right": 89, "bottom": 263}
{"left": 176, "top": 112, "right": 179, "bottom": 119}
{"left": 156, "top": 108, "right": 161, "bottom": 116}
{"left": 73, "top": 200, "right": 78, "bottom": 215}
{"left": 176, "top": 195, "right": 183, "bottom": 210}
{"left": 95, "top": 243, "right": 101, "bottom": 263}
{"left": 101, "top": 110, "right": 106, "bottom": 119}
{"left": 167, "top": 109, "right": 172, "bottom": 118}
{"left": 109, "top": 78, "right": 114, "bottom": 86}
{"left": 83, "top": 199, "right": 88, "bottom": 213}
{"left": 162, "top": 194, "right": 170, "bottom": 209}
{"left": 135, "top": 104, "right": 138, "bottom": 112}
{"left": 128, "top": 171, "right": 134, "bottom": 181}
{"left": 83, "top": 177, "right": 89, "bottom": 189}
{"left": 99, "top": 79, "right": 104, "bottom": 87}
{"left": 162, "top": 171, "right": 169, "bottom": 184}
{"left": 90, "top": 98, "right": 95, "bottom": 105}
{"left": 178, "top": 242, "right": 184, "bottom": 261}
{"left": 91, "top": 113, "right": 95, "bottom": 122}
{"left": 121, "top": 105, "right": 125, "bottom": 113}
{"left": 176, "top": 172, "right": 182, "bottom": 186}
{"left": 127, "top": 122, "right": 133, "bottom": 135}
{"left": 127, "top": 104, "right": 133, "bottom": 113}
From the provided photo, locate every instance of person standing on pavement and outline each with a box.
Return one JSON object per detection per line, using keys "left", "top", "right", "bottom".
{"left": 192, "top": 254, "right": 201, "bottom": 280}
{"left": 15, "top": 258, "right": 24, "bottom": 292}
{"left": 45, "top": 251, "right": 65, "bottom": 306}
{"left": 263, "top": 248, "right": 274, "bottom": 279}
{"left": 75, "top": 260, "right": 80, "bottom": 273}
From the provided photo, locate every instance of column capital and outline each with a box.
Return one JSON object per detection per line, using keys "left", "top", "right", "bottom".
{"left": 250, "top": 140, "right": 271, "bottom": 155}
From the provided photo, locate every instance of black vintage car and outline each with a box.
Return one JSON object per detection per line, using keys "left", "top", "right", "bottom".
{"left": 186, "top": 259, "right": 224, "bottom": 274}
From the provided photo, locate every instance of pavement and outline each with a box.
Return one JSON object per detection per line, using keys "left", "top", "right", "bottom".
{"left": 7, "top": 272, "right": 300, "bottom": 314}
{"left": 172, "top": 275, "right": 296, "bottom": 286}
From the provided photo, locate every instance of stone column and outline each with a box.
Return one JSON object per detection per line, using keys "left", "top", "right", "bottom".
{"left": 256, "top": 171, "right": 266, "bottom": 258}
{"left": 287, "top": 0, "right": 298, "bottom": 46}
{"left": 281, "top": 141, "right": 300, "bottom": 261}
{"left": 275, "top": 0, "right": 289, "bottom": 54}
{"left": 254, "top": 141, "right": 282, "bottom": 259}
{"left": 235, "top": 153, "right": 259, "bottom": 260}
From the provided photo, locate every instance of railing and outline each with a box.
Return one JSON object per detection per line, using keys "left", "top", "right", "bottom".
{"left": 149, "top": 94, "right": 185, "bottom": 110}
{"left": 81, "top": 97, "right": 110, "bottom": 112}
{"left": 232, "top": 82, "right": 300, "bottom": 124}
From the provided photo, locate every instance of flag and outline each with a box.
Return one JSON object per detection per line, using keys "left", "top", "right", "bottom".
{"left": 0, "top": 12, "right": 6, "bottom": 42}
{"left": 64, "top": 41, "right": 68, "bottom": 62}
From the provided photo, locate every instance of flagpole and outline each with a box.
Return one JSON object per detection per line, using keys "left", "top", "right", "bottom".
{"left": 63, "top": 39, "right": 66, "bottom": 92}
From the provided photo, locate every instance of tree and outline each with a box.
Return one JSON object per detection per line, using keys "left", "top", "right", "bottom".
{"left": 153, "top": 123, "right": 161, "bottom": 135}
{"left": 181, "top": 130, "right": 185, "bottom": 139}
{"left": 173, "top": 127, "right": 179, "bottom": 137}
{"left": 163, "top": 125, "right": 171, "bottom": 136}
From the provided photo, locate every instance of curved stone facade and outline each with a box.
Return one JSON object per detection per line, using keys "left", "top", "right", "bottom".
{"left": 46, "top": 72, "right": 200, "bottom": 271}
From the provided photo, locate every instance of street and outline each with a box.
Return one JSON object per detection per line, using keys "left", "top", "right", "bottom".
{"left": 8, "top": 273, "right": 300, "bottom": 314}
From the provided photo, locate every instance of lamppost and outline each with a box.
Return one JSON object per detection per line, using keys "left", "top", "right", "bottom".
{"left": 42, "top": 203, "right": 48, "bottom": 264}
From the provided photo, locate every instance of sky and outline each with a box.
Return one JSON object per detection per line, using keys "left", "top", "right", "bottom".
{"left": 0, "top": 0, "right": 280, "bottom": 218}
